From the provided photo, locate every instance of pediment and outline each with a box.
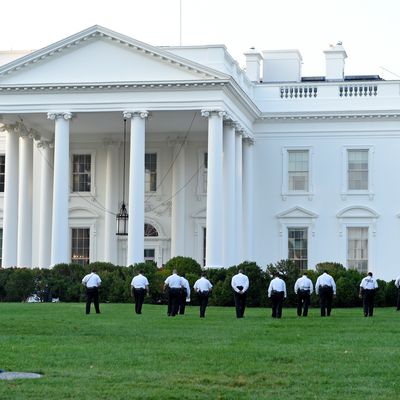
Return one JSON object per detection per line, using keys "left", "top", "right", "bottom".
{"left": 337, "top": 206, "right": 379, "bottom": 219}
{"left": 276, "top": 206, "right": 318, "bottom": 219}
{"left": 0, "top": 25, "right": 227, "bottom": 85}
{"left": 192, "top": 208, "right": 206, "bottom": 219}
{"left": 69, "top": 206, "right": 99, "bottom": 219}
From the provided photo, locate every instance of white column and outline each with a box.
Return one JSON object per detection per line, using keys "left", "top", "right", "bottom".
{"left": 48, "top": 112, "right": 72, "bottom": 266}
{"left": 37, "top": 140, "right": 53, "bottom": 268}
{"left": 223, "top": 120, "right": 236, "bottom": 267}
{"left": 243, "top": 138, "right": 254, "bottom": 261}
{"left": 104, "top": 141, "right": 119, "bottom": 263}
{"left": 235, "top": 129, "right": 243, "bottom": 263}
{"left": 171, "top": 139, "right": 186, "bottom": 257}
{"left": 124, "top": 110, "right": 148, "bottom": 266}
{"left": 202, "top": 109, "right": 225, "bottom": 268}
{"left": 2, "top": 128, "right": 19, "bottom": 267}
{"left": 17, "top": 134, "right": 33, "bottom": 267}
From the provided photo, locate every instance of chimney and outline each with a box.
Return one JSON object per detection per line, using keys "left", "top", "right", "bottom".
{"left": 324, "top": 42, "right": 347, "bottom": 81}
{"left": 244, "top": 48, "right": 262, "bottom": 82}
{"left": 262, "top": 50, "right": 302, "bottom": 83}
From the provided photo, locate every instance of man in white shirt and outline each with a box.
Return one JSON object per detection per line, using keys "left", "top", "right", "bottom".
{"left": 231, "top": 269, "right": 250, "bottom": 318}
{"left": 82, "top": 269, "right": 102, "bottom": 315}
{"left": 131, "top": 270, "right": 149, "bottom": 315}
{"left": 294, "top": 271, "right": 314, "bottom": 317}
{"left": 395, "top": 275, "right": 400, "bottom": 311}
{"left": 267, "top": 272, "right": 287, "bottom": 318}
{"left": 178, "top": 274, "right": 191, "bottom": 315}
{"left": 164, "top": 269, "right": 183, "bottom": 317}
{"left": 315, "top": 270, "right": 336, "bottom": 317}
{"left": 359, "top": 272, "right": 378, "bottom": 317}
{"left": 193, "top": 272, "right": 213, "bottom": 318}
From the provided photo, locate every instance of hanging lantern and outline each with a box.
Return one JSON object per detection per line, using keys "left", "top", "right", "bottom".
{"left": 116, "top": 118, "right": 128, "bottom": 235}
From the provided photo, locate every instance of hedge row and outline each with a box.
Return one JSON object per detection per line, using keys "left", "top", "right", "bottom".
{"left": 0, "top": 257, "right": 397, "bottom": 307}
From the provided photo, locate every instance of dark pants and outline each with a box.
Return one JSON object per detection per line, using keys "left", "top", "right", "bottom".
{"left": 198, "top": 291, "right": 210, "bottom": 318}
{"left": 168, "top": 288, "right": 181, "bottom": 316}
{"left": 319, "top": 286, "right": 333, "bottom": 316}
{"left": 178, "top": 289, "right": 188, "bottom": 315}
{"left": 234, "top": 291, "right": 247, "bottom": 318}
{"left": 396, "top": 289, "right": 400, "bottom": 311}
{"left": 271, "top": 291, "right": 284, "bottom": 318}
{"left": 297, "top": 290, "right": 311, "bottom": 316}
{"left": 133, "top": 288, "right": 146, "bottom": 314}
{"left": 363, "top": 289, "right": 375, "bottom": 317}
{"left": 86, "top": 287, "right": 100, "bottom": 314}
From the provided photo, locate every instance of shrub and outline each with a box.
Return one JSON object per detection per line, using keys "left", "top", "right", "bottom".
{"left": 4, "top": 268, "right": 35, "bottom": 301}
{"left": 164, "top": 256, "right": 202, "bottom": 276}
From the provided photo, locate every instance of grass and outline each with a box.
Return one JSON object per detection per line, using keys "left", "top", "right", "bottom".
{"left": 0, "top": 303, "right": 400, "bottom": 399}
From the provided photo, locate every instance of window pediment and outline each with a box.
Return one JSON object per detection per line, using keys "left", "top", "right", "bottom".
{"left": 276, "top": 206, "right": 318, "bottom": 220}
{"left": 336, "top": 206, "right": 379, "bottom": 219}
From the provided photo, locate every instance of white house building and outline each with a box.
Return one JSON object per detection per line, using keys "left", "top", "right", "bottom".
{"left": 0, "top": 26, "right": 399, "bottom": 279}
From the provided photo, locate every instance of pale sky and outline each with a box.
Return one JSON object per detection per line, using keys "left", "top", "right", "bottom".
{"left": 1, "top": 0, "right": 400, "bottom": 79}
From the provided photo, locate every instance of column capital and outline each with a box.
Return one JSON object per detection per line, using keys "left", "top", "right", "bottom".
{"left": 243, "top": 137, "right": 255, "bottom": 145}
{"left": 201, "top": 108, "right": 226, "bottom": 118}
{"left": 123, "top": 110, "right": 149, "bottom": 119}
{"left": 223, "top": 117, "right": 238, "bottom": 129}
{"left": 37, "top": 139, "right": 54, "bottom": 149}
{"left": 103, "top": 139, "right": 120, "bottom": 148}
{"left": 47, "top": 112, "right": 73, "bottom": 121}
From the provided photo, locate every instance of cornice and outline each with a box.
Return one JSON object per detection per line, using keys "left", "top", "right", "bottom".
{"left": 259, "top": 112, "right": 400, "bottom": 121}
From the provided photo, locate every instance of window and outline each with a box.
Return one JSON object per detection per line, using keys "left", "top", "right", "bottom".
{"left": 144, "top": 223, "right": 158, "bottom": 237}
{"left": 347, "top": 149, "right": 368, "bottom": 190}
{"left": 0, "top": 155, "right": 5, "bottom": 193}
{"left": 347, "top": 227, "right": 368, "bottom": 273}
{"left": 145, "top": 153, "right": 157, "bottom": 192}
{"left": 71, "top": 228, "right": 90, "bottom": 265}
{"left": 288, "top": 150, "right": 309, "bottom": 191}
{"left": 288, "top": 227, "right": 308, "bottom": 270}
{"left": 0, "top": 228, "right": 3, "bottom": 266}
{"left": 144, "top": 249, "right": 155, "bottom": 263}
{"left": 203, "top": 152, "right": 208, "bottom": 193}
{"left": 72, "top": 154, "right": 91, "bottom": 192}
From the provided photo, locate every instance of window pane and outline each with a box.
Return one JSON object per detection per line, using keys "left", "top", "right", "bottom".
{"left": 288, "top": 227, "right": 308, "bottom": 270}
{"left": 145, "top": 153, "right": 157, "bottom": 192}
{"left": 348, "top": 150, "right": 368, "bottom": 190}
{"left": 71, "top": 228, "right": 90, "bottom": 266}
{"left": 288, "top": 150, "right": 309, "bottom": 191}
{"left": 0, "top": 155, "right": 5, "bottom": 192}
{"left": 347, "top": 227, "right": 368, "bottom": 273}
{"left": 72, "top": 154, "right": 91, "bottom": 192}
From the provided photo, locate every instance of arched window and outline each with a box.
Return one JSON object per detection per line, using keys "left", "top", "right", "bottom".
{"left": 144, "top": 223, "right": 158, "bottom": 237}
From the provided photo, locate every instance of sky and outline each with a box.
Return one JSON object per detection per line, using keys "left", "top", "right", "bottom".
{"left": 1, "top": 0, "right": 400, "bottom": 79}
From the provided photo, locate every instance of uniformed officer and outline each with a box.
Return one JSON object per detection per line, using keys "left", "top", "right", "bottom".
{"left": 193, "top": 272, "right": 213, "bottom": 318}
{"left": 359, "top": 272, "right": 378, "bottom": 317}
{"left": 267, "top": 272, "right": 287, "bottom": 318}
{"left": 315, "top": 270, "right": 336, "bottom": 317}
{"left": 231, "top": 269, "right": 249, "bottom": 318}
{"left": 82, "top": 269, "right": 102, "bottom": 315}
{"left": 294, "top": 271, "right": 314, "bottom": 317}
{"left": 164, "top": 269, "right": 183, "bottom": 317}
{"left": 130, "top": 270, "right": 149, "bottom": 314}
{"left": 178, "top": 274, "right": 191, "bottom": 315}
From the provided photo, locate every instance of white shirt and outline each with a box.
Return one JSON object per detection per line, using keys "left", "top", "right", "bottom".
{"left": 164, "top": 273, "right": 182, "bottom": 289}
{"left": 82, "top": 272, "right": 101, "bottom": 288}
{"left": 395, "top": 276, "right": 400, "bottom": 288}
{"left": 194, "top": 277, "right": 213, "bottom": 292}
{"left": 181, "top": 277, "right": 191, "bottom": 299}
{"left": 360, "top": 276, "right": 378, "bottom": 290}
{"left": 131, "top": 274, "right": 149, "bottom": 289}
{"left": 294, "top": 275, "right": 314, "bottom": 294}
{"left": 268, "top": 277, "right": 287, "bottom": 297}
{"left": 231, "top": 273, "right": 249, "bottom": 293}
{"left": 315, "top": 273, "right": 336, "bottom": 295}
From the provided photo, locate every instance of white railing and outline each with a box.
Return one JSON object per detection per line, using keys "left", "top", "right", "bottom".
{"left": 280, "top": 86, "right": 318, "bottom": 99}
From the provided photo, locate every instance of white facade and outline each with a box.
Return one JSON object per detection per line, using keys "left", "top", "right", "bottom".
{"left": 0, "top": 27, "right": 399, "bottom": 279}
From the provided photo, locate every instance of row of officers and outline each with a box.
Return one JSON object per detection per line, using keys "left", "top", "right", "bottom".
{"left": 83, "top": 268, "right": 383, "bottom": 318}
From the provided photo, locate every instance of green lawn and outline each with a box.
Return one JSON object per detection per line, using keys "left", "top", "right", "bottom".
{"left": 0, "top": 303, "right": 399, "bottom": 399}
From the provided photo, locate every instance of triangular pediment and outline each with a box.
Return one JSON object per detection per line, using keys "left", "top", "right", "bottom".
{"left": 277, "top": 206, "right": 318, "bottom": 219}
{"left": 0, "top": 25, "right": 227, "bottom": 85}
{"left": 337, "top": 206, "right": 379, "bottom": 219}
